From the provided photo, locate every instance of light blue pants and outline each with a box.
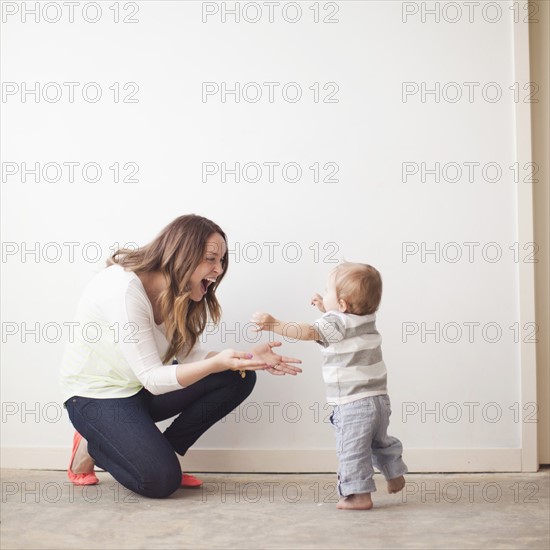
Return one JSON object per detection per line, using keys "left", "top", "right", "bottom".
{"left": 330, "top": 394, "right": 408, "bottom": 496}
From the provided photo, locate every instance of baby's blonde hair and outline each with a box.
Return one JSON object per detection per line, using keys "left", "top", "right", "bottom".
{"left": 332, "top": 262, "right": 382, "bottom": 315}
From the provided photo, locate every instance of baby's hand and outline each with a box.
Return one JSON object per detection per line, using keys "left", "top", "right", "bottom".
{"left": 311, "top": 294, "right": 325, "bottom": 312}
{"left": 251, "top": 312, "right": 277, "bottom": 332}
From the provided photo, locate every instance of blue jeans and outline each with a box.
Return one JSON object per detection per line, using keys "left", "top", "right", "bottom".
{"left": 65, "top": 370, "right": 256, "bottom": 499}
{"left": 330, "top": 394, "right": 408, "bottom": 496}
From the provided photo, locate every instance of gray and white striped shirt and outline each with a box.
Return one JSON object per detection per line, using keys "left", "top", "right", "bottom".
{"left": 313, "top": 311, "right": 388, "bottom": 405}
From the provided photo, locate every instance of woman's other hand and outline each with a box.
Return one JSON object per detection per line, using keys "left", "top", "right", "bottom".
{"left": 213, "top": 349, "right": 268, "bottom": 373}
{"left": 249, "top": 342, "right": 302, "bottom": 376}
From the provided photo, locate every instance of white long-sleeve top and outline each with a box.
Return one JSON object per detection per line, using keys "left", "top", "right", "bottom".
{"left": 60, "top": 264, "right": 209, "bottom": 403}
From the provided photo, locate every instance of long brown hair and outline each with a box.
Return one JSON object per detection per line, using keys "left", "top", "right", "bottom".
{"left": 107, "top": 214, "right": 228, "bottom": 362}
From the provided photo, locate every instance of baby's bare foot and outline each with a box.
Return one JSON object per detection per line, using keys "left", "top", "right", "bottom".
{"left": 336, "top": 493, "right": 373, "bottom": 510}
{"left": 387, "top": 475, "right": 405, "bottom": 494}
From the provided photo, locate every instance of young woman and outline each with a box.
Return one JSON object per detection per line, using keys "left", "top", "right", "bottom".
{"left": 60, "top": 214, "right": 302, "bottom": 498}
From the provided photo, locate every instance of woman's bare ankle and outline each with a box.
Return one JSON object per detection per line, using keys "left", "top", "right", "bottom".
{"left": 71, "top": 437, "right": 95, "bottom": 474}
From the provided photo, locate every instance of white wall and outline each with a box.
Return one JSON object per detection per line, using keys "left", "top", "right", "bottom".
{"left": 530, "top": 0, "right": 550, "bottom": 465}
{"left": 1, "top": 1, "right": 538, "bottom": 472}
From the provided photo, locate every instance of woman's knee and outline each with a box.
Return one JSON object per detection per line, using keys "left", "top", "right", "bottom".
{"left": 99, "top": 444, "right": 182, "bottom": 499}
{"left": 204, "top": 371, "right": 256, "bottom": 421}
{"left": 240, "top": 370, "right": 257, "bottom": 399}
{"left": 216, "top": 369, "right": 257, "bottom": 403}
{"left": 136, "top": 463, "right": 181, "bottom": 499}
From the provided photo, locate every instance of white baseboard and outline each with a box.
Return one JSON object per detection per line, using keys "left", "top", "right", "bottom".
{"left": 0, "top": 447, "right": 529, "bottom": 472}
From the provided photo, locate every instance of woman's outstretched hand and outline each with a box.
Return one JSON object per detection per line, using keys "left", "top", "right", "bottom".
{"left": 249, "top": 341, "right": 302, "bottom": 376}
{"left": 213, "top": 349, "right": 269, "bottom": 373}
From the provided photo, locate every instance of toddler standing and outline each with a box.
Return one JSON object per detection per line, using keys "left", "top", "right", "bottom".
{"left": 252, "top": 262, "right": 407, "bottom": 510}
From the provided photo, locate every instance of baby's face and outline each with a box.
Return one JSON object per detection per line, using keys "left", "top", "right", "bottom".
{"left": 322, "top": 273, "right": 341, "bottom": 312}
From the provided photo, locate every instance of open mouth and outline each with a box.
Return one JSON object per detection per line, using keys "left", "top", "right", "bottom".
{"left": 200, "top": 277, "right": 216, "bottom": 294}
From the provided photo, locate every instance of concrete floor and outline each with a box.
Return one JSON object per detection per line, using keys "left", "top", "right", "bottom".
{"left": 1, "top": 469, "right": 549, "bottom": 550}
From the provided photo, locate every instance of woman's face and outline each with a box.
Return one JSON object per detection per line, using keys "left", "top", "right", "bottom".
{"left": 188, "top": 232, "right": 227, "bottom": 301}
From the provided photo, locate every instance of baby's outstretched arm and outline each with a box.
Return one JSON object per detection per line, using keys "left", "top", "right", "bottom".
{"left": 311, "top": 293, "right": 326, "bottom": 313}
{"left": 251, "top": 312, "right": 320, "bottom": 341}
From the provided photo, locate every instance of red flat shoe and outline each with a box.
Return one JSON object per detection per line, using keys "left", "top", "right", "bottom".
{"left": 181, "top": 473, "right": 203, "bottom": 487}
{"left": 68, "top": 431, "right": 99, "bottom": 486}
